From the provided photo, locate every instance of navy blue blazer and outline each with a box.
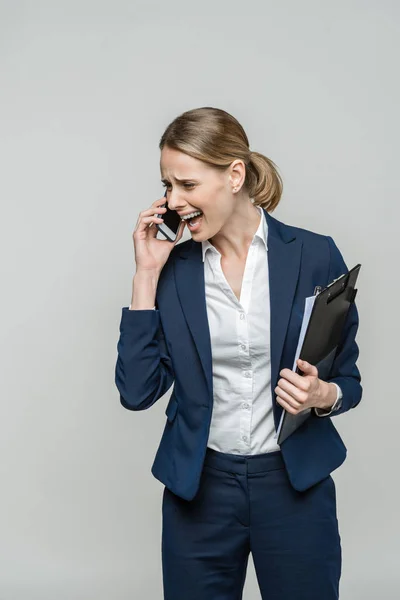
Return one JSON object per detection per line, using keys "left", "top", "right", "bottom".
{"left": 115, "top": 208, "right": 362, "bottom": 501}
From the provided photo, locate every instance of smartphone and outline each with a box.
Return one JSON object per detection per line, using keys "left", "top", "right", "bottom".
{"left": 155, "top": 189, "right": 183, "bottom": 242}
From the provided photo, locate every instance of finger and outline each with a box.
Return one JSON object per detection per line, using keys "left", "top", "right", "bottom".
{"left": 152, "top": 196, "right": 169, "bottom": 208}
{"left": 136, "top": 206, "right": 166, "bottom": 230}
{"left": 279, "top": 368, "right": 310, "bottom": 391}
{"left": 297, "top": 359, "right": 318, "bottom": 377}
{"left": 275, "top": 379, "right": 307, "bottom": 404}
{"left": 141, "top": 215, "right": 164, "bottom": 226}
{"left": 173, "top": 220, "right": 187, "bottom": 244}
{"left": 140, "top": 205, "right": 167, "bottom": 221}
{"left": 135, "top": 201, "right": 167, "bottom": 227}
{"left": 135, "top": 211, "right": 165, "bottom": 234}
{"left": 276, "top": 395, "right": 301, "bottom": 415}
{"left": 178, "top": 219, "right": 187, "bottom": 235}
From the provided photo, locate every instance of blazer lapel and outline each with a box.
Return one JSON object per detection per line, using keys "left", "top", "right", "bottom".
{"left": 266, "top": 211, "right": 303, "bottom": 426}
{"left": 173, "top": 240, "right": 213, "bottom": 399}
{"left": 174, "top": 208, "right": 303, "bottom": 424}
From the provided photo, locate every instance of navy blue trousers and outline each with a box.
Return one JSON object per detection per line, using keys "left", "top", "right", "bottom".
{"left": 162, "top": 447, "right": 341, "bottom": 599}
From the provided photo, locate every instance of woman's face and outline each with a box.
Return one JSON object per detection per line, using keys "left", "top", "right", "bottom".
{"left": 160, "top": 146, "right": 245, "bottom": 240}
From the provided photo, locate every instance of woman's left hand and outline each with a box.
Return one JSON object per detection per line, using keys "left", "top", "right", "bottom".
{"left": 275, "top": 359, "right": 335, "bottom": 414}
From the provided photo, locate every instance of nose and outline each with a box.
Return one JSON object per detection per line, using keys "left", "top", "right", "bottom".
{"left": 165, "top": 189, "right": 186, "bottom": 212}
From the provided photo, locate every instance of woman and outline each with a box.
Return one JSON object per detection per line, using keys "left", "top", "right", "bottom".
{"left": 115, "top": 107, "right": 362, "bottom": 600}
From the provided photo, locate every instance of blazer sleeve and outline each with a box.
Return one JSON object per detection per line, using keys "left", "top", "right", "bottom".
{"left": 115, "top": 307, "right": 175, "bottom": 411}
{"left": 321, "top": 235, "right": 363, "bottom": 417}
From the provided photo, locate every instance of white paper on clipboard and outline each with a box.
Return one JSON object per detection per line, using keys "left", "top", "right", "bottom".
{"left": 275, "top": 294, "right": 317, "bottom": 440}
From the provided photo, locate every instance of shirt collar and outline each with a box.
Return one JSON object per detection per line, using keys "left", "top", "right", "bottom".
{"left": 201, "top": 204, "right": 268, "bottom": 262}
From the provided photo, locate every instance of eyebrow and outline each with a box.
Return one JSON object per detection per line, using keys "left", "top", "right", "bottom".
{"left": 160, "top": 177, "right": 198, "bottom": 183}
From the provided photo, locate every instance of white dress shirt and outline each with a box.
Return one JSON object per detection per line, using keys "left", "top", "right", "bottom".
{"left": 130, "top": 205, "right": 342, "bottom": 453}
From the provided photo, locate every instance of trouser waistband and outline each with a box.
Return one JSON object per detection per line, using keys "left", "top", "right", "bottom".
{"left": 204, "top": 447, "right": 284, "bottom": 475}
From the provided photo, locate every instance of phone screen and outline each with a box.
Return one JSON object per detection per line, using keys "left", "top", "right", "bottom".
{"left": 156, "top": 189, "right": 182, "bottom": 241}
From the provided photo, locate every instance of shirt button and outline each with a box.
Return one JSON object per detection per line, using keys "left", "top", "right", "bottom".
{"left": 241, "top": 344, "right": 246, "bottom": 350}
{"left": 242, "top": 403, "right": 249, "bottom": 409}
{"left": 240, "top": 313, "right": 245, "bottom": 320}
{"left": 244, "top": 371, "right": 251, "bottom": 378}
{"left": 242, "top": 435, "right": 248, "bottom": 442}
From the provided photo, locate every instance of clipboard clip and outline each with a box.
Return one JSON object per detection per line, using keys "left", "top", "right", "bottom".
{"left": 313, "top": 285, "right": 322, "bottom": 296}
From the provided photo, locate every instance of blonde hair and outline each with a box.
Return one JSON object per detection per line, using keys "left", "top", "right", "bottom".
{"left": 159, "top": 107, "right": 283, "bottom": 212}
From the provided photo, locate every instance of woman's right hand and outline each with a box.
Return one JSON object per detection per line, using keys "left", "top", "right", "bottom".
{"left": 132, "top": 196, "right": 186, "bottom": 274}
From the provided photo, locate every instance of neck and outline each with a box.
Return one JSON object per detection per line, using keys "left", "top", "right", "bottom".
{"left": 208, "top": 198, "right": 262, "bottom": 261}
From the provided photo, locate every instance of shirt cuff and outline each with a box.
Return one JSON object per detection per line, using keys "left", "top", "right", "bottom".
{"left": 314, "top": 383, "right": 343, "bottom": 417}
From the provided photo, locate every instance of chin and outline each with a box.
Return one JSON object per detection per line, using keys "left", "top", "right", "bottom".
{"left": 190, "top": 231, "right": 207, "bottom": 241}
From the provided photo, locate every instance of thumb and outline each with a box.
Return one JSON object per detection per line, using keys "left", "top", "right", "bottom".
{"left": 297, "top": 359, "right": 318, "bottom": 377}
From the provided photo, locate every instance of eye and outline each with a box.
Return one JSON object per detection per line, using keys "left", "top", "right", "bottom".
{"left": 161, "top": 182, "right": 195, "bottom": 190}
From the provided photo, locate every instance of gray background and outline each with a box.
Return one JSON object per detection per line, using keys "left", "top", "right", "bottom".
{"left": 0, "top": 1, "right": 398, "bottom": 598}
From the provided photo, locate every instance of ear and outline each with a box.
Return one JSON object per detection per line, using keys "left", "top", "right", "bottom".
{"left": 229, "top": 159, "right": 246, "bottom": 192}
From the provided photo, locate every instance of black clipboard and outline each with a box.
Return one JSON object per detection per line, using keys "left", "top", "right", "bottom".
{"left": 277, "top": 263, "right": 361, "bottom": 445}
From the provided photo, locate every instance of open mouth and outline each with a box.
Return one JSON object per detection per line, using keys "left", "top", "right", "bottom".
{"left": 181, "top": 210, "right": 203, "bottom": 231}
{"left": 187, "top": 216, "right": 202, "bottom": 231}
